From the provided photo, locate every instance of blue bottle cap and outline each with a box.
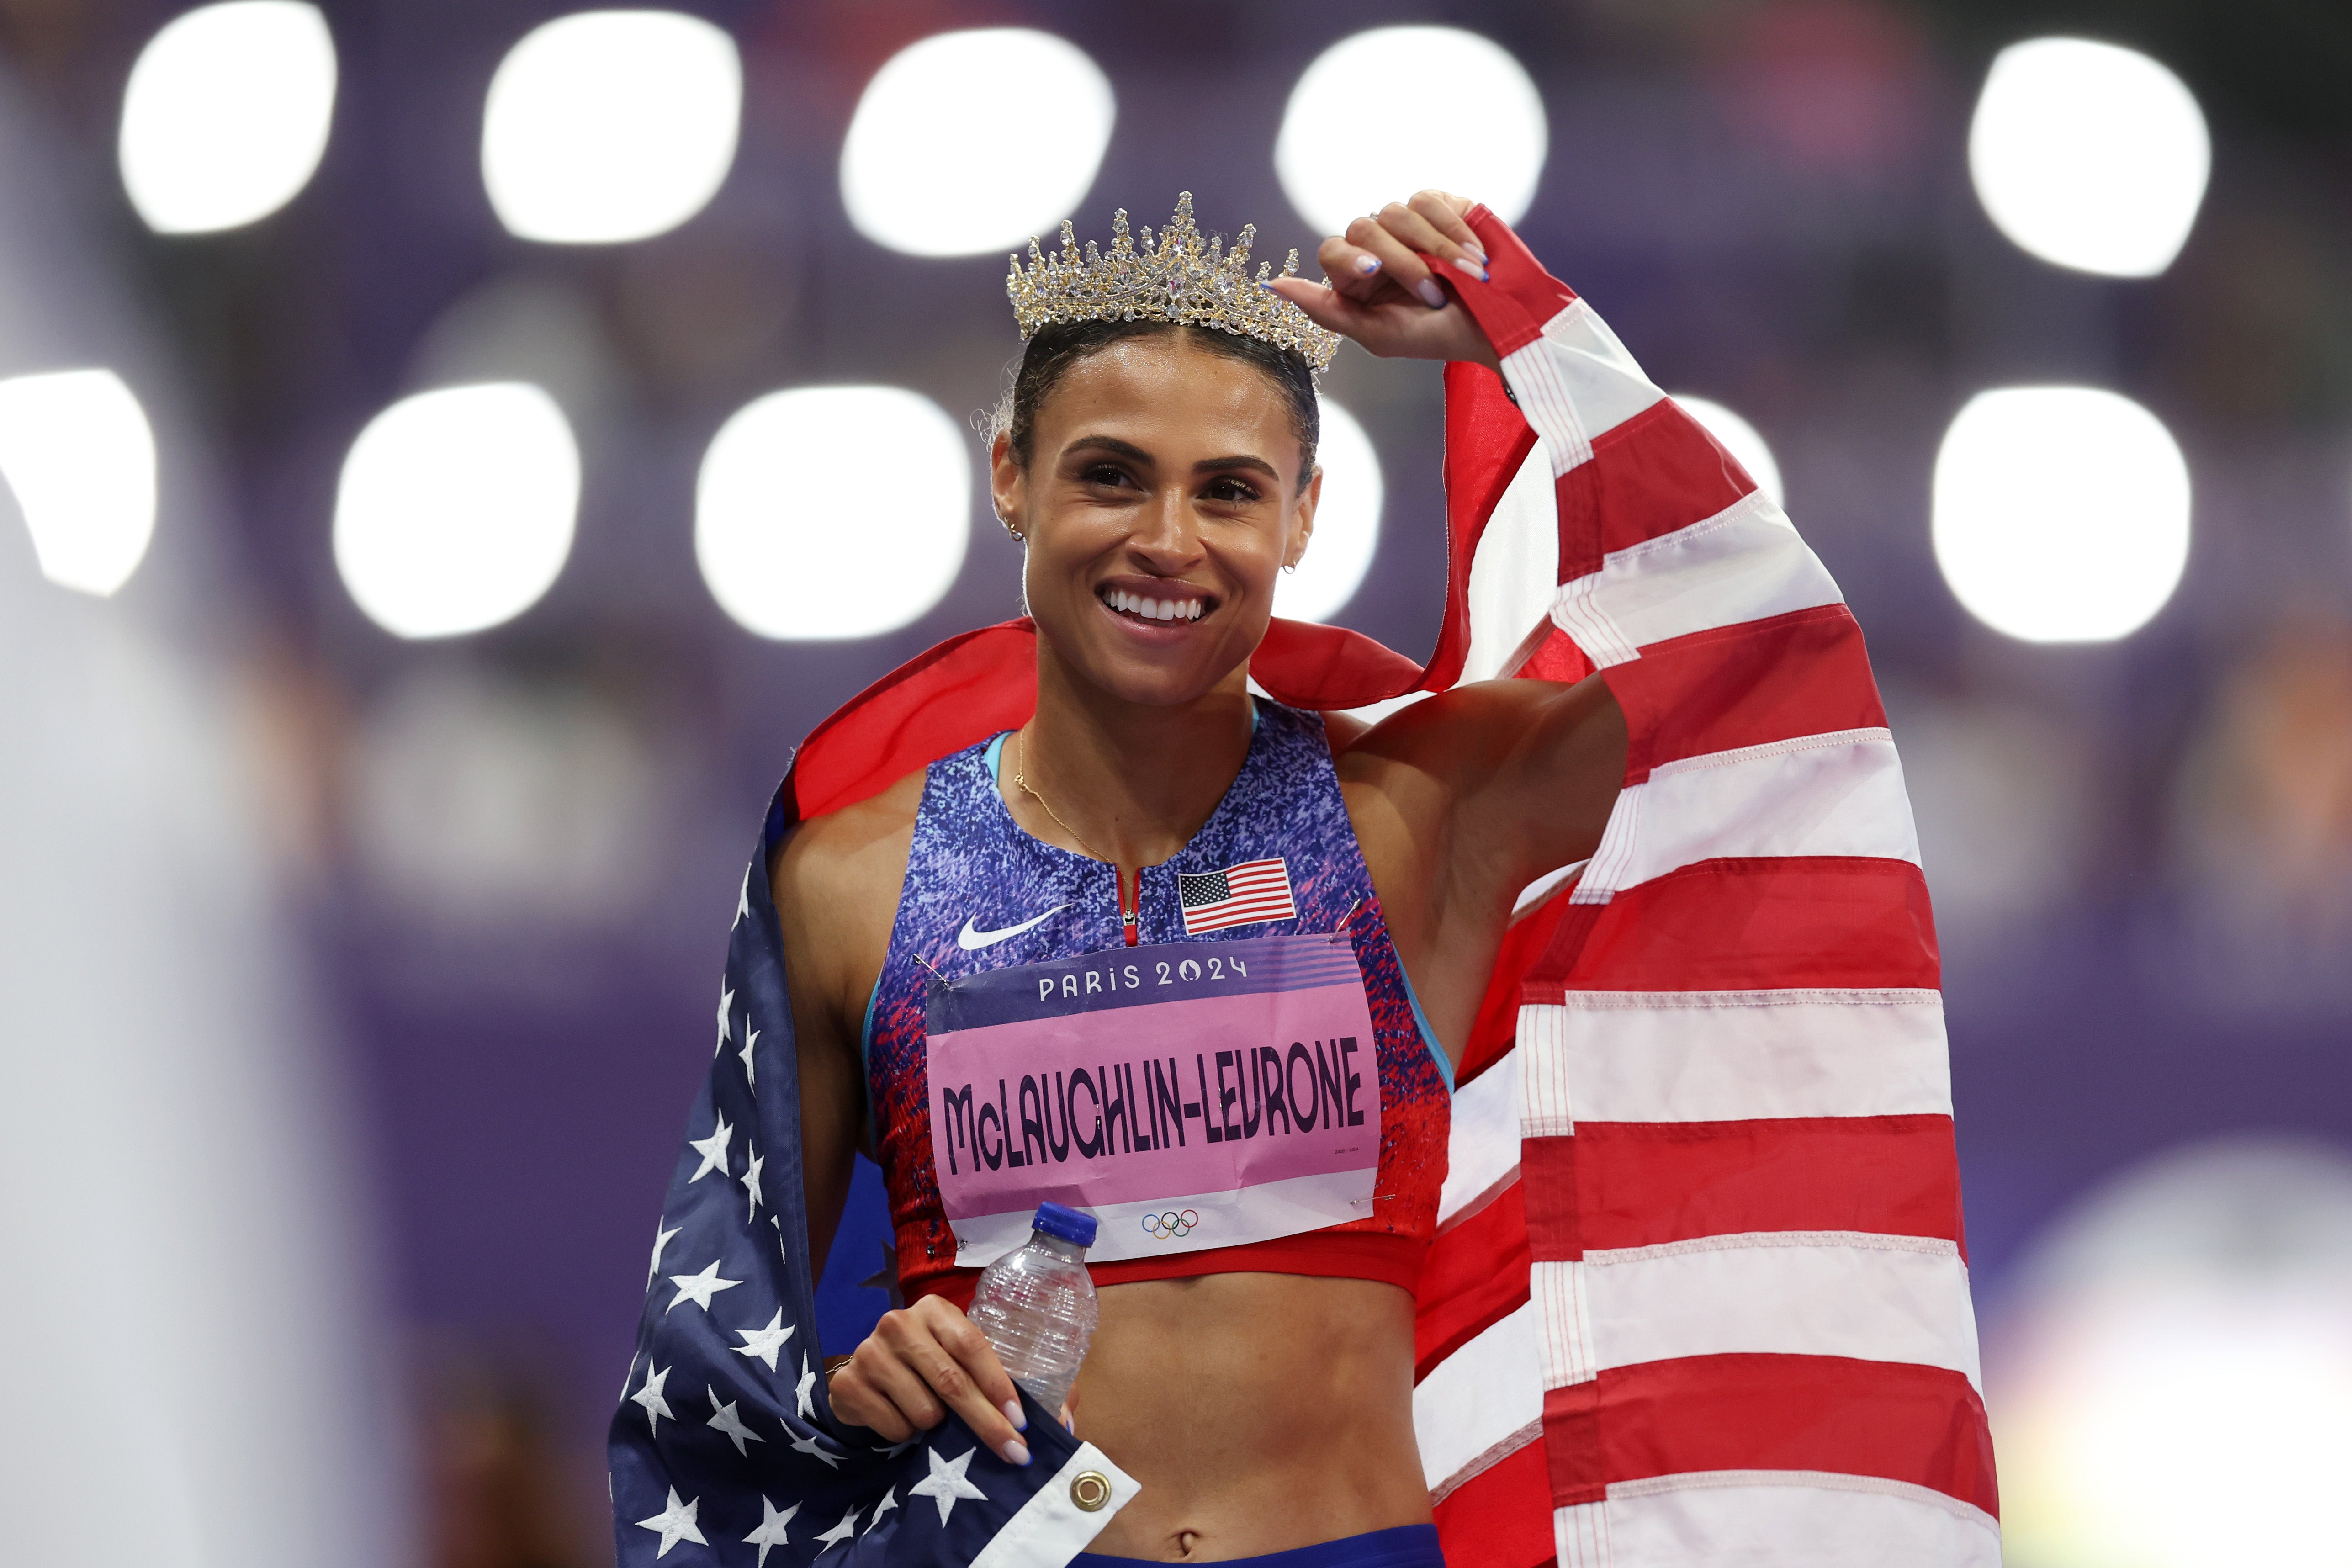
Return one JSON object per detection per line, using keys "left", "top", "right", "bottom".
{"left": 1032, "top": 1202, "right": 1098, "bottom": 1248}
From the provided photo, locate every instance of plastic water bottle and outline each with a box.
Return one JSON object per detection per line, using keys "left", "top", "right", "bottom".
{"left": 966, "top": 1202, "right": 1099, "bottom": 1414}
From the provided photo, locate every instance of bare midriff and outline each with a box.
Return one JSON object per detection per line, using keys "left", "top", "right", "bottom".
{"left": 1074, "top": 1273, "right": 1431, "bottom": 1561}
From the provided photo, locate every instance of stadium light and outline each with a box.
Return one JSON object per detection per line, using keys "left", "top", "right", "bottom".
{"left": 118, "top": 1, "right": 337, "bottom": 234}
{"left": 334, "top": 383, "right": 580, "bottom": 638}
{"left": 0, "top": 370, "right": 157, "bottom": 596}
{"left": 1672, "top": 395, "right": 1784, "bottom": 508}
{"left": 1969, "top": 37, "right": 2210, "bottom": 278}
{"left": 841, "top": 30, "right": 1115, "bottom": 258}
{"left": 697, "top": 386, "right": 970, "bottom": 639}
{"left": 482, "top": 10, "right": 741, "bottom": 245}
{"left": 1932, "top": 387, "right": 2190, "bottom": 644}
{"left": 1276, "top": 27, "right": 1547, "bottom": 238}
{"left": 1276, "top": 398, "right": 1383, "bottom": 624}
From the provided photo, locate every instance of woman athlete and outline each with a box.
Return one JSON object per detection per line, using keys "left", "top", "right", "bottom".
{"left": 779, "top": 190, "right": 1626, "bottom": 1562}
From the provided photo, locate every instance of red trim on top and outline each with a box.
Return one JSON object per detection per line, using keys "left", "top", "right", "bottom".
{"left": 908, "top": 1230, "right": 1430, "bottom": 1312}
{"left": 1118, "top": 866, "right": 1139, "bottom": 947}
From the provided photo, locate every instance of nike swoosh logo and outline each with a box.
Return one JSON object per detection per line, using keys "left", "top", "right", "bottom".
{"left": 956, "top": 904, "right": 1070, "bottom": 951}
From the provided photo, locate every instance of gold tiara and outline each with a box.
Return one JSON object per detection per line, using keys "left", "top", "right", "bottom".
{"left": 1006, "top": 193, "right": 1342, "bottom": 372}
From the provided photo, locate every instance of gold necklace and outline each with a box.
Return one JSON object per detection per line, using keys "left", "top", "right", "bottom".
{"left": 1011, "top": 731, "right": 1112, "bottom": 864}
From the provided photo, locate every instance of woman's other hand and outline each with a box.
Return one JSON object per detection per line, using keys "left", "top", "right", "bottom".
{"left": 1265, "top": 189, "right": 1499, "bottom": 368}
{"left": 828, "top": 1296, "right": 1034, "bottom": 1465}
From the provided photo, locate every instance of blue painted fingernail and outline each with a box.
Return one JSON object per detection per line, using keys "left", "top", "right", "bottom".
{"left": 1002, "top": 1399, "right": 1027, "bottom": 1430}
{"left": 1451, "top": 257, "right": 1489, "bottom": 282}
{"left": 1354, "top": 254, "right": 1381, "bottom": 275}
{"left": 1006, "top": 1439, "right": 1031, "bottom": 1466}
{"left": 1415, "top": 278, "right": 1447, "bottom": 308}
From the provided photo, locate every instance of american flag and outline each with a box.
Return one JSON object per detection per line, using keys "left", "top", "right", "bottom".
{"left": 606, "top": 849, "right": 1141, "bottom": 1566}
{"left": 1176, "top": 858, "right": 1297, "bottom": 935}
{"left": 613, "top": 205, "right": 1994, "bottom": 1566}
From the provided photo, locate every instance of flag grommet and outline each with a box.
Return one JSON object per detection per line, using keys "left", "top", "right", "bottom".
{"left": 1070, "top": 1471, "right": 1111, "bottom": 1511}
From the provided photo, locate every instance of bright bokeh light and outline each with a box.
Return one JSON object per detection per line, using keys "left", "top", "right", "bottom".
{"left": 0, "top": 370, "right": 157, "bottom": 597}
{"left": 1673, "top": 395, "right": 1784, "bottom": 507}
{"left": 118, "top": 1, "right": 337, "bottom": 234}
{"left": 1276, "top": 399, "right": 1383, "bottom": 624}
{"left": 2013, "top": 1302, "right": 2352, "bottom": 1567}
{"left": 697, "top": 386, "right": 970, "bottom": 639}
{"left": 334, "top": 383, "right": 580, "bottom": 639}
{"left": 1969, "top": 37, "right": 2210, "bottom": 278}
{"left": 842, "top": 30, "right": 1114, "bottom": 258}
{"left": 1992, "top": 1140, "right": 2352, "bottom": 1568}
{"left": 1276, "top": 27, "right": 1547, "bottom": 238}
{"left": 482, "top": 10, "right": 741, "bottom": 244}
{"left": 1932, "top": 387, "right": 2190, "bottom": 643}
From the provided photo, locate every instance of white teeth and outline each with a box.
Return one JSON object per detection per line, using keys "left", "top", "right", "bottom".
{"left": 1102, "top": 588, "right": 1207, "bottom": 622}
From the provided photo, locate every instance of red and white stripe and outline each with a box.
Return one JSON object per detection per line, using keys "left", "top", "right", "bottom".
{"left": 1409, "top": 209, "right": 1997, "bottom": 1567}
{"left": 1179, "top": 858, "right": 1297, "bottom": 935}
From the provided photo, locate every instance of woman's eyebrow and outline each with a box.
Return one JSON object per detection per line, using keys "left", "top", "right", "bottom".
{"left": 1194, "top": 455, "right": 1282, "bottom": 482}
{"left": 1063, "top": 435, "right": 1156, "bottom": 467}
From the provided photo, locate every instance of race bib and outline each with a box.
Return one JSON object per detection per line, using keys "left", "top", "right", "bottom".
{"left": 925, "top": 932, "right": 1381, "bottom": 1266}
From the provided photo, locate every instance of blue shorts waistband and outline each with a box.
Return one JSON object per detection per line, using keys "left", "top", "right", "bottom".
{"left": 1074, "top": 1524, "right": 1442, "bottom": 1568}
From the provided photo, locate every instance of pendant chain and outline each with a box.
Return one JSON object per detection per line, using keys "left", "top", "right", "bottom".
{"left": 1011, "top": 731, "right": 1114, "bottom": 865}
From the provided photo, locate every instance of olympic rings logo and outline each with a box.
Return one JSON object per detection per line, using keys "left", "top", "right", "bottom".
{"left": 1140, "top": 1209, "right": 1200, "bottom": 1240}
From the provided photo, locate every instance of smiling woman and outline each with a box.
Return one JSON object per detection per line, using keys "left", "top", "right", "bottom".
{"left": 761, "top": 195, "right": 1628, "bottom": 1565}
{"left": 987, "top": 323, "right": 1321, "bottom": 709}
{"left": 610, "top": 189, "right": 1992, "bottom": 1568}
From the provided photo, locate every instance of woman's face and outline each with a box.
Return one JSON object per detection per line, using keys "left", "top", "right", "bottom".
{"left": 991, "top": 334, "right": 1320, "bottom": 709}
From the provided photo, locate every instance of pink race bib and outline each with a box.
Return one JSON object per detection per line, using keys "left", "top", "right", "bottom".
{"left": 925, "top": 932, "right": 1381, "bottom": 1266}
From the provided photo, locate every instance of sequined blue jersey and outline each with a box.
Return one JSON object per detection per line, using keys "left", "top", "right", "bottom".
{"left": 863, "top": 700, "right": 1452, "bottom": 1303}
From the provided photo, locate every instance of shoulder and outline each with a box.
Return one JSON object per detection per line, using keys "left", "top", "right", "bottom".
{"left": 772, "top": 763, "right": 927, "bottom": 918}
{"left": 770, "top": 763, "right": 931, "bottom": 1029}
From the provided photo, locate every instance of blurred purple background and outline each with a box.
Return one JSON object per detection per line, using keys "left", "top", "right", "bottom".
{"left": 8, "top": 2, "right": 2352, "bottom": 1565}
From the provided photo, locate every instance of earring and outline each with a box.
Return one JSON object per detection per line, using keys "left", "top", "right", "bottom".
{"left": 997, "top": 513, "right": 1023, "bottom": 542}
{"left": 1282, "top": 562, "right": 1297, "bottom": 574}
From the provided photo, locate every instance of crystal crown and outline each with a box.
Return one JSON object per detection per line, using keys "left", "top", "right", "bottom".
{"left": 1007, "top": 193, "right": 1342, "bottom": 372}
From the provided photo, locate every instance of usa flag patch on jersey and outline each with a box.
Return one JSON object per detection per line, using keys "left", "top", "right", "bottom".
{"left": 1176, "top": 858, "right": 1297, "bottom": 935}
